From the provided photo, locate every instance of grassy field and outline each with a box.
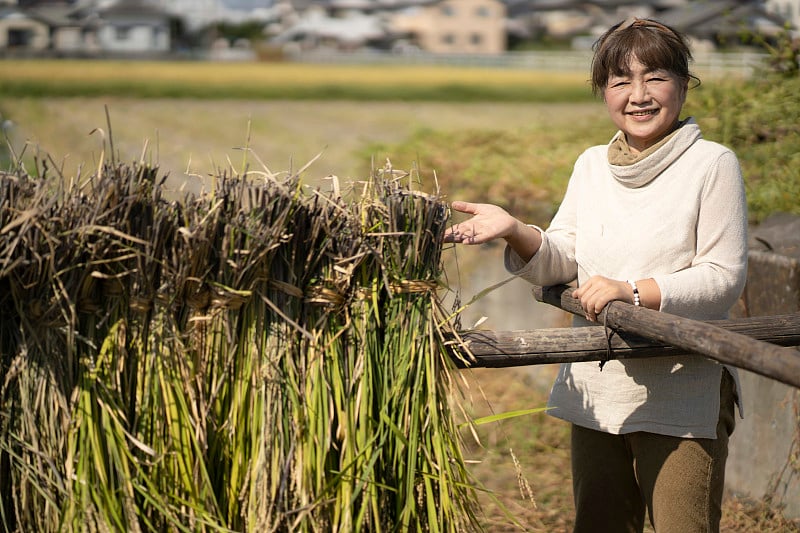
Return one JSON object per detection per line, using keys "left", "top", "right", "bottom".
{"left": 1, "top": 60, "right": 798, "bottom": 531}
{"left": 0, "top": 97, "right": 609, "bottom": 200}
{"left": 0, "top": 59, "right": 593, "bottom": 101}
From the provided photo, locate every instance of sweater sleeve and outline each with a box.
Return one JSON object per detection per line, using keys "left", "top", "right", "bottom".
{"left": 653, "top": 150, "right": 748, "bottom": 319}
{"left": 504, "top": 156, "right": 581, "bottom": 286}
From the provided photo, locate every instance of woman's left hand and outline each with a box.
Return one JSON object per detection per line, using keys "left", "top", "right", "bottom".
{"left": 572, "top": 276, "right": 632, "bottom": 322}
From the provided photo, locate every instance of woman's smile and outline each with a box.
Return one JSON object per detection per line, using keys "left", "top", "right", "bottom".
{"left": 629, "top": 109, "right": 659, "bottom": 118}
{"left": 604, "top": 57, "right": 687, "bottom": 152}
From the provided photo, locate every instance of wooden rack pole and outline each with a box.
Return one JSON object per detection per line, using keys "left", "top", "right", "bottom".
{"left": 459, "top": 315, "right": 800, "bottom": 365}
{"left": 529, "top": 284, "right": 800, "bottom": 389}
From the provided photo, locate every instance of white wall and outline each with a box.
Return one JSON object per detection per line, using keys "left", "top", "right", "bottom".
{"left": 97, "top": 23, "right": 170, "bottom": 53}
{"left": 766, "top": 0, "right": 800, "bottom": 31}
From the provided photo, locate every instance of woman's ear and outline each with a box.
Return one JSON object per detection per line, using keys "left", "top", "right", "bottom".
{"left": 680, "top": 80, "right": 689, "bottom": 104}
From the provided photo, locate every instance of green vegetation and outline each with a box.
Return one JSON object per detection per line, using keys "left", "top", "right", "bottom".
{"left": 5, "top": 58, "right": 796, "bottom": 225}
{"left": 685, "top": 75, "right": 800, "bottom": 224}
{"left": 362, "top": 74, "right": 800, "bottom": 225}
{"left": 211, "top": 20, "right": 269, "bottom": 43}
{"left": 357, "top": 121, "right": 609, "bottom": 228}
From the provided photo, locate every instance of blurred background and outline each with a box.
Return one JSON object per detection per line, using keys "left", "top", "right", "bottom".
{"left": 1, "top": 0, "right": 794, "bottom": 64}
{"left": 1, "top": 1, "right": 799, "bottom": 531}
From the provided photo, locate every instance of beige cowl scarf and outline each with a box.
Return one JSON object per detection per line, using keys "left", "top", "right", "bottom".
{"left": 607, "top": 119, "right": 687, "bottom": 166}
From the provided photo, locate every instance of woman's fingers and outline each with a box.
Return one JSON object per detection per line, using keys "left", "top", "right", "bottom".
{"left": 443, "top": 224, "right": 469, "bottom": 243}
{"left": 573, "top": 276, "right": 627, "bottom": 321}
{"left": 444, "top": 202, "right": 513, "bottom": 244}
{"left": 449, "top": 200, "right": 474, "bottom": 214}
{"left": 443, "top": 220, "right": 486, "bottom": 244}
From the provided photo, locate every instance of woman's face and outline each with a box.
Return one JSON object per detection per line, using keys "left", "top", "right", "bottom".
{"left": 604, "top": 56, "right": 688, "bottom": 153}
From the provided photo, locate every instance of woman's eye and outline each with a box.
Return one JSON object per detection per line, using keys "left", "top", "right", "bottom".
{"left": 647, "top": 72, "right": 672, "bottom": 82}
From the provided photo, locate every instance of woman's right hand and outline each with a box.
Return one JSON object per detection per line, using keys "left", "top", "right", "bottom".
{"left": 443, "top": 201, "right": 518, "bottom": 244}
{"left": 444, "top": 201, "right": 543, "bottom": 261}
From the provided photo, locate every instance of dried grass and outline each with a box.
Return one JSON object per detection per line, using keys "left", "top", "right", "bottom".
{"left": 0, "top": 135, "right": 482, "bottom": 531}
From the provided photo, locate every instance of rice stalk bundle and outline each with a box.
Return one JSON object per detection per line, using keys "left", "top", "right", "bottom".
{"left": 0, "top": 154, "right": 481, "bottom": 532}
{"left": 348, "top": 174, "right": 479, "bottom": 532}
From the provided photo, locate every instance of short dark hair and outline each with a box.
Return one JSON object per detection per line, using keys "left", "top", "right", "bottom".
{"left": 590, "top": 18, "right": 698, "bottom": 95}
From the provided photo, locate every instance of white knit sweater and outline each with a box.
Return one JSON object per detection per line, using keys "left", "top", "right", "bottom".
{"left": 505, "top": 119, "right": 748, "bottom": 438}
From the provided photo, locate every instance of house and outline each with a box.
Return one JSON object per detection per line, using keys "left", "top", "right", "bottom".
{"left": 269, "top": 4, "right": 389, "bottom": 51}
{"left": 658, "top": 0, "right": 789, "bottom": 47}
{"left": 26, "top": 3, "right": 101, "bottom": 54}
{"left": 0, "top": 0, "right": 175, "bottom": 56}
{"left": 391, "top": 0, "right": 507, "bottom": 54}
{"left": 503, "top": 0, "right": 794, "bottom": 51}
{"left": 267, "top": 0, "right": 507, "bottom": 54}
{"left": 94, "top": 0, "right": 173, "bottom": 54}
{"left": 503, "top": 0, "right": 678, "bottom": 43}
{"left": 3, "top": 0, "right": 796, "bottom": 57}
{"left": 0, "top": 6, "right": 50, "bottom": 51}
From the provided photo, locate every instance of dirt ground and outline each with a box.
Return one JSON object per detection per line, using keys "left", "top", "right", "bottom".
{"left": 463, "top": 367, "right": 800, "bottom": 532}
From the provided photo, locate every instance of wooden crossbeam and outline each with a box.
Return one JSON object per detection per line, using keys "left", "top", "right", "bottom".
{"left": 455, "top": 285, "right": 800, "bottom": 389}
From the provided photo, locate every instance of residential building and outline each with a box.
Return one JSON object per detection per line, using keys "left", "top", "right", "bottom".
{"left": 0, "top": 0, "right": 175, "bottom": 55}
{"left": 265, "top": 1, "right": 450, "bottom": 53}
{"left": 658, "top": 0, "right": 789, "bottom": 47}
{"left": 504, "top": 0, "right": 789, "bottom": 49}
{"left": 27, "top": 3, "right": 101, "bottom": 54}
{"left": 94, "top": 0, "right": 172, "bottom": 53}
{"left": 1, "top": 0, "right": 795, "bottom": 57}
{"left": 391, "top": 0, "right": 506, "bottom": 54}
{"left": 0, "top": 5, "right": 50, "bottom": 50}
{"left": 268, "top": 4, "right": 388, "bottom": 51}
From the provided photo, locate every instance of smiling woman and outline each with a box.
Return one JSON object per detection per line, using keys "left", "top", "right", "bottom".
{"left": 445, "top": 18, "right": 750, "bottom": 533}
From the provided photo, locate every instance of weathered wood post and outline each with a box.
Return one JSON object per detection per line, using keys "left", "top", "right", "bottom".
{"left": 532, "top": 284, "right": 800, "bottom": 389}
{"left": 452, "top": 285, "right": 800, "bottom": 389}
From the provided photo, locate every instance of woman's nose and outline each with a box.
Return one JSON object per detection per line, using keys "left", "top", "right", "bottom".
{"left": 629, "top": 81, "right": 650, "bottom": 103}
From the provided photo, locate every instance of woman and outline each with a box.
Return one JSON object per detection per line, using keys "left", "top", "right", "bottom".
{"left": 445, "top": 18, "right": 748, "bottom": 533}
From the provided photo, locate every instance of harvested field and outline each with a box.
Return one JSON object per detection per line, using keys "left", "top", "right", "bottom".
{"left": 0, "top": 60, "right": 593, "bottom": 101}
{"left": 1, "top": 98, "right": 607, "bottom": 196}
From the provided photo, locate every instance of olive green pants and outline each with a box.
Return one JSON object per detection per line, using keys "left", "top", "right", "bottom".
{"left": 571, "top": 370, "right": 736, "bottom": 533}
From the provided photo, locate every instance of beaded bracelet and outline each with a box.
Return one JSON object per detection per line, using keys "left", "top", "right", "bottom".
{"left": 627, "top": 280, "right": 641, "bottom": 307}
